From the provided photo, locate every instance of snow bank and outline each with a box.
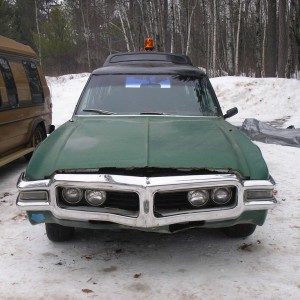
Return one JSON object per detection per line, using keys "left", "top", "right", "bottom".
{"left": 47, "top": 74, "right": 300, "bottom": 129}
{"left": 211, "top": 76, "right": 300, "bottom": 128}
{"left": 46, "top": 73, "right": 90, "bottom": 127}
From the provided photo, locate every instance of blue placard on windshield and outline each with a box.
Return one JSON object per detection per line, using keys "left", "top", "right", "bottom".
{"left": 126, "top": 76, "right": 170, "bottom": 88}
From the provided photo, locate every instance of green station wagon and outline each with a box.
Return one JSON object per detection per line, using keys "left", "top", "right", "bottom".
{"left": 17, "top": 51, "right": 277, "bottom": 241}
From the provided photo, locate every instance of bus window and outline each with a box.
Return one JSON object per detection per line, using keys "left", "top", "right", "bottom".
{"left": 23, "top": 61, "right": 44, "bottom": 103}
{"left": 0, "top": 57, "right": 18, "bottom": 107}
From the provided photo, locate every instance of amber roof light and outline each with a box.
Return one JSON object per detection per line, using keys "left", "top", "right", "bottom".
{"left": 144, "top": 38, "right": 154, "bottom": 51}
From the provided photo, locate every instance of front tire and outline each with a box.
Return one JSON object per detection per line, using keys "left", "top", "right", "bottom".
{"left": 221, "top": 224, "right": 256, "bottom": 238}
{"left": 45, "top": 223, "right": 75, "bottom": 242}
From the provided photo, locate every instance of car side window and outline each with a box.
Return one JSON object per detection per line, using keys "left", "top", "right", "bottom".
{"left": 22, "top": 61, "right": 44, "bottom": 103}
{"left": 0, "top": 57, "right": 18, "bottom": 107}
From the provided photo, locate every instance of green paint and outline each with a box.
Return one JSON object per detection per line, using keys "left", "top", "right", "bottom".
{"left": 25, "top": 116, "right": 269, "bottom": 180}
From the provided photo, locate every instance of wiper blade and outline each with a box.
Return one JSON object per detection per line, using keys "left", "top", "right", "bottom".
{"left": 83, "top": 109, "right": 116, "bottom": 115}
{"left": 140, "top": 112, "right": 169, "bottom": 115}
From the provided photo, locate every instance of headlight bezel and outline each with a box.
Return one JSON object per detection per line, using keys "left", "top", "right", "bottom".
{"left": 187, "top": 189, "right": 210, "bottom": 207}
{"left": 59, "top": 187, "right": 107, "bottom": 207}
{"left": 187, "top": 186, "right": 235, "bottom": 208}
{"left": 85, "top": 189, "right": 107, "bottom": 207}
{"left": 62, "top": 187, "right": 83, "bottom": 204}
{"left": 211, "top": 187, "right": 232, "bottom": 205}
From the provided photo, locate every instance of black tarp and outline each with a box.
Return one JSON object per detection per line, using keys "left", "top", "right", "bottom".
{"left": 240, "top": 118, "right": 300, "bottom": 148}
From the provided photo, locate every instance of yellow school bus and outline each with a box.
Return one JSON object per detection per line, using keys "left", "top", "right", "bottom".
{"left": 0, "top": 36, "right": 53, "bottom": 167}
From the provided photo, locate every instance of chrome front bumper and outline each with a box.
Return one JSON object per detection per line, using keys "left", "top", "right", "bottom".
{"left": 17, "top": 173, "right": 277, "bottom": 228}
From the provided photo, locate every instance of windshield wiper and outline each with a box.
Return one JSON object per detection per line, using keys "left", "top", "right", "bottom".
{"left": 83, "top": 109, "right": 116, "bottom": 115}
{"left": 140, "top": 112, "right": 170, "bottom": 115}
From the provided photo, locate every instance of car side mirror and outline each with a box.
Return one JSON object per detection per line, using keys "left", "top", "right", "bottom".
{"left": 224, "top": 107, "right": 238, "bottom": 119}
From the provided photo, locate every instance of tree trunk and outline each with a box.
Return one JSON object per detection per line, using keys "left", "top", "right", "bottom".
{"left": 255, "top": 0, "right": 262, "bottom": 77}
{"left": 118, "top": 8, "right": 131, "bottom": 52}
{"left": 225, "top": 0, "right": 234, "bottom": 75}
{"left": 152, "top": 0, "right": 160, "bottom": 51}
{"left": 34, "top": 0, "right": 42, "bottom": 64}
{"left": 290, "top": 0, "right": 300, "bottom": 77}
{"left": 212, "top": 0, "right": 217, "bottom": 76}
{"left": 80, "top": 0, "right": 91, "bottom": 72}
{"left": 162, "top": 0, "right": 168, "bottom": 51}
{"left": 200, "top": 0, "right": 210, "bottom": 74}
{"left": 170, "top": 0, "right": 175, "bottom": 53}
{"left": 235, "top": 0, "right": 244, "bottom": 75}
{"left": 122, "top": 3, "right": 136, "bottom": 51}
{"left": 186, "top": 0, "right": 197, "bottom": 56}
{"left": 177, "top": 3, "right": 185, "bottom": 54}
{"left": 278, "top": 0, "right": 287, "bottom": 77}
{"left": 265, "top": 0, "right": 277, "bottom": 77}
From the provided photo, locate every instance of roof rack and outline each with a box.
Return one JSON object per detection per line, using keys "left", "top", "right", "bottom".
{"left": 103, "top": 52, "right": 193, "bottom": 67}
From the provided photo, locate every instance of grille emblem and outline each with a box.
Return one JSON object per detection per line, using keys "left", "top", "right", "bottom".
{"left": 144, "top": 200, "right": 149, "bottom": 214}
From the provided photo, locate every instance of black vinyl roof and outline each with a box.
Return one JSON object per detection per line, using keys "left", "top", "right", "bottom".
{"left": 103, "top": 52, "right": 193, "bottom": 66}
{"left": 94, "top": 52, "right": 205, "bottom": 76}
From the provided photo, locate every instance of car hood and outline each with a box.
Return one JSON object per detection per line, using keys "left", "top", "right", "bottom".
{"left": 25, "top": 116, "right": 269, "bottom": 180}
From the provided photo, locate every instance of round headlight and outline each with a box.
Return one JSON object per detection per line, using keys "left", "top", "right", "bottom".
{"left": 211, "top": 188, "right": 232, "bottom": 205}
{"left": 85, "top": 190, "right": 106, "bottom": 206}
{"left": 62, "top": 187, "right": 83, "bottom": 204}
{"left": 187, "top": 190, "right": 209, "bottom": 207}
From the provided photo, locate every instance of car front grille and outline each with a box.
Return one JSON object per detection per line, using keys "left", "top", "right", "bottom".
{"left": 154, "top": 187, "right": 237, "bottom": 217}
{"left": 56, "top": 187, "right": 140, "bottom": 215}
{"left": 56, "top": 185, "right": 237, "bottom": 218}
{"left": 17, "top": 172, "right": 277, "bottom": 228}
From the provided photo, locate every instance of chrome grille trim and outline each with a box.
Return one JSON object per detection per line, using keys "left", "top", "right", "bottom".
{"left": 17, "top": 173, "right": 277, "bottom": 228}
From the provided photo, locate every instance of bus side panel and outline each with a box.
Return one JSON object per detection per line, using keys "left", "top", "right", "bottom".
{"left": 0, "top": 59, "right": 52, "bottom": 158}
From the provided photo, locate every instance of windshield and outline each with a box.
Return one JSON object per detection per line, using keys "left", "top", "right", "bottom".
{"left": 75, "top": 74, "right": 221, "bottom": 116}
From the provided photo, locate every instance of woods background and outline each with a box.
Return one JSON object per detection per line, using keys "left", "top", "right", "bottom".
{"left": 0, "top": 0, "right": 299, "bottom": 78}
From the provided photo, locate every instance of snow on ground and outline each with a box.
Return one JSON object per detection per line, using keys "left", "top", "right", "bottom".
{"left": 211, "top": 76, "right": 300, "bottom": 128}
{"left": 0, "top": 75, "right": 299, "bottom": 300}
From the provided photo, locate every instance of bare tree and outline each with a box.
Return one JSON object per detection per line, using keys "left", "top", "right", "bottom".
{"left": 176, "top": 1, "right": 185, "bottom": 54}
{"left": 186, "top": 0, "right": 197, "bottom": 56}
{"left": 278, "top": 0, "right": 287, "bottom": 77}
{"left": 212, "top": 0, "right": 217, "bottom": 76}
{"left": 170, "top": 0, "right": 175, "bottom": 53}
{"left": 11, "top": 0, "right": 300, "bottom": 76}
{"left": 34, "top": 0, "right": 42, "bottom": 64}
{"left": 225, "top": 0, "right": 234, "bottom": 75}
{"left": 162, "top": 0, "right": 168, "bottom": 51}
{"left": 116, "top": 0, "right": 131, "bottom": 52}
{"left": 80, "top": 0, "right": 91, "bottom": 71}
{"left": 235, "top": 0, "right": 244, "bottom": 75}
{"left": 265, "top": 0, "right": 277, "bottom": 77}
{"left": 290, "top": 0, "right": 300, "bottom": 77}
{"left": 255, "top": 0, "right": 262, "bottom": 77}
